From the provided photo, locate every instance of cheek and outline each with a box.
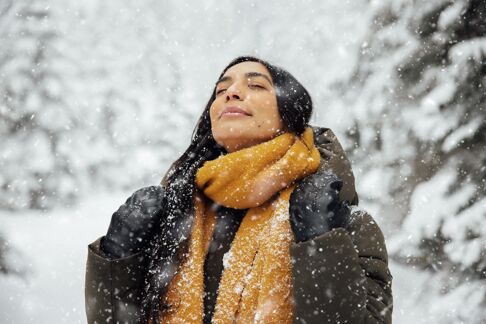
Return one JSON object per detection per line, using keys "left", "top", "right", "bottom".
{"left": 209, "top": 103, "right": 218, "bottom": 122}
{"left": 258, "top": 101, "right": 282, "bottom": 129}
{"left": 209, "top": 103, "right": 232, "bottom": 140}
{"left": 209, "top": 103, "right": 224, "bottom": 129}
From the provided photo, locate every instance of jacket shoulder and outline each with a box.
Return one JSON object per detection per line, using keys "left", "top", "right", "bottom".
{"left": 85, "top": 236, "right": 149, "bottom": 324}
{"left": 290, "top": 207, "right": 393, "bottom": 324}
{"left": 346, "top": 207, "right": 390, "bottom": 264}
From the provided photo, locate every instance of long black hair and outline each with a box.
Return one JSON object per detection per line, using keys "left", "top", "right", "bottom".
{"left": 142, "top": 55, "right": 314, "bottom": 323}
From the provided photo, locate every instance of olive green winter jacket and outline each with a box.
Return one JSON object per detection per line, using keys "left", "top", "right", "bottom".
{"left": 84, "top": 126, "right": 393, "bottom": 324}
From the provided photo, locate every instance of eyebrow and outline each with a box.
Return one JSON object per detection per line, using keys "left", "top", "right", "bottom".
{"left": 215, "top": 72, "right": 273, "bottom": 87}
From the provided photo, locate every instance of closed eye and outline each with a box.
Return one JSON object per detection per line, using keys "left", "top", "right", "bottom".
{"left": 249, "top": 84, "right": 266, "bottom": 90}
{"left": 215, "top": 84, "right": 266, "bottom": 96}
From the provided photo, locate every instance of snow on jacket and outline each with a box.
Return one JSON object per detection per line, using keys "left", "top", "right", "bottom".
{"left": 84, "top": 126, "right": 393, "bottom": 324}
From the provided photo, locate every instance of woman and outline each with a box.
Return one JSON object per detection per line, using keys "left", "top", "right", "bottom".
{"left": 85, "top": 56, "right": 393, "bottom": 324}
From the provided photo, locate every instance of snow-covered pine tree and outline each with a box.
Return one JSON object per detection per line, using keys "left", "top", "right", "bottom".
{"left": 73, "top": 0, "right": 195, "bottom": 190}
{"left": 0, "top": 1, "right": 80, "bottom": 210}
{"left": 336, "top": 0, "right": 485, "bottom": 322}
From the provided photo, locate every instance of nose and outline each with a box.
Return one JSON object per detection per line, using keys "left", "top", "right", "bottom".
{"left": 225, "top": 83, "right": 244, "bottom": 102}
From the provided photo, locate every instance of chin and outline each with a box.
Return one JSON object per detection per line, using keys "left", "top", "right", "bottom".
{"left": 214, "top": 123, "right": 252, "bottom": 137}
{"left": 213, "top": 131, "right": 251, "bottom": 144}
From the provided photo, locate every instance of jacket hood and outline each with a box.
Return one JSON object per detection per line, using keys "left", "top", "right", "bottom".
{"left": 310, "top": 125, "right": 359, "bottom": 206}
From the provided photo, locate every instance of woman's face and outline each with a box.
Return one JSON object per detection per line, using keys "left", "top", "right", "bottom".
{"left": 209, "top": 61, "right": 284, "bottom": 153}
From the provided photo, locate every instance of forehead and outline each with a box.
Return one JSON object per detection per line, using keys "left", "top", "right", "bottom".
{"left": 222, "top": 61, "right": 271, "bottom": 79}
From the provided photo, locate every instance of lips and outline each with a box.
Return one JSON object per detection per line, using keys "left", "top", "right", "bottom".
{"left": 220, "top": 106, "right": 252, "bottom": 118}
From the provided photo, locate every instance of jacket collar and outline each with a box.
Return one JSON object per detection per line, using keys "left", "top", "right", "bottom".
{"left": 310, "top": 125, "right": 359, "bottom": 205}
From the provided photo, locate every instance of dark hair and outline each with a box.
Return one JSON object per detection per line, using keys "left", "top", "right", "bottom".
{"left": 142, "top": 55, "right": 313, "bottom": 323}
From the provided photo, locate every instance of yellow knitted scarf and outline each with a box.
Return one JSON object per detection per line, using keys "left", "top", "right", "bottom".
{"left": 158, "top": 127, "right": 320, "bottom": 323}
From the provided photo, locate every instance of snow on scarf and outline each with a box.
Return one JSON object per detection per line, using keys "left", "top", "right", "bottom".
{"left": 157, "top": 127, "right": 320, "bottom": 323}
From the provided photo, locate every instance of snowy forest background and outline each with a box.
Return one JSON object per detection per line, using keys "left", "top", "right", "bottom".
{"left": 0, "top": 0, "right": 484, "bottom": 323}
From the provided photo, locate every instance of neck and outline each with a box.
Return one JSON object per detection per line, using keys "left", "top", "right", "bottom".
{"left": 221, "top": 131, "right": 288, "bottom": 153}
{"left": 222, "top": 138, "right": 266, "bottom": 153}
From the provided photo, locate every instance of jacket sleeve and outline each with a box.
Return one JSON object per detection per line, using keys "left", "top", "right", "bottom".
{"left": 85, "top": 236, "right": 149, "bottom": 324}
{"left": 290, "top": 209, "right": 393, "bottom": 324}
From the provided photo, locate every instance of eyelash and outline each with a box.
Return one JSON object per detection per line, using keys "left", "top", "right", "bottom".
{"left": 216, "top": 84, "right": 265, "bottom": 95}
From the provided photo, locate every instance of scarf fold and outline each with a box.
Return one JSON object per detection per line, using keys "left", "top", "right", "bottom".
{"left": 158, "top": 127, "right": 320, "bottom": 323}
